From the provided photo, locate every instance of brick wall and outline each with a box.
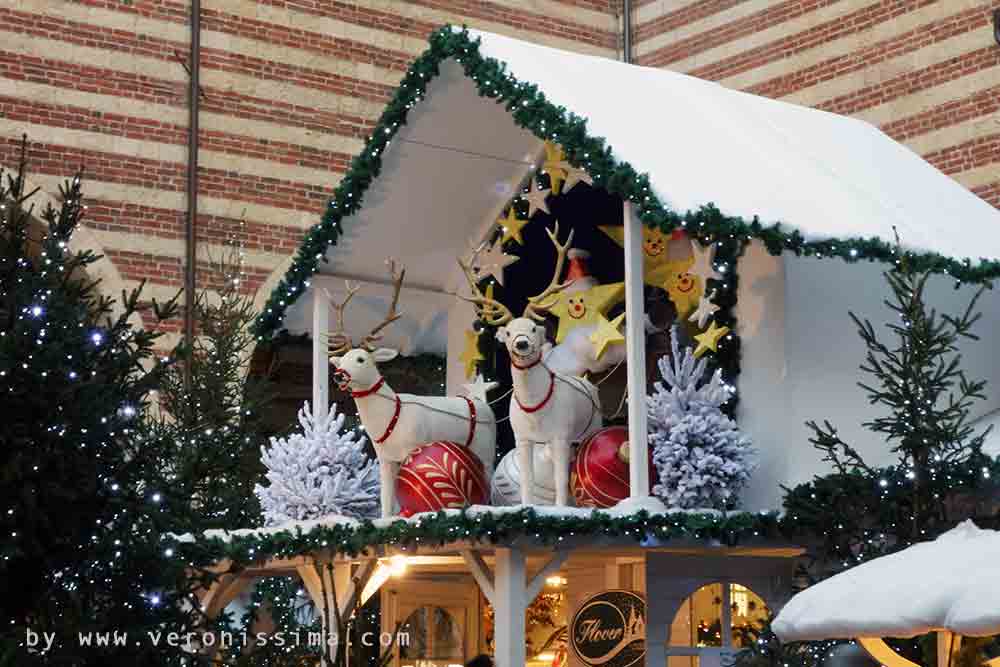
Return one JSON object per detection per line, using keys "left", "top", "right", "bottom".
{"left": 0, "top": 0, "right": 622, "bottom": 350}
{"left": 633, "top": 0, "right": 1000, "bottom": 213}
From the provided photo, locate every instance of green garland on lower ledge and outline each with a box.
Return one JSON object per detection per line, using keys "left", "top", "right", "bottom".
{"left": 172, "top": 508, "right": 785, "bottom": 568}
{"left": 253, "top": 25, "right": 1000, "bottom": 342}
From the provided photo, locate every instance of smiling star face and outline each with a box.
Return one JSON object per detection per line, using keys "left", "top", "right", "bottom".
{"left": 664, "top": 258, "right": 702, "bottom": 318}
{"left": 643, "top": 228, "right": 670, "bottom": 257}
{"left": 567, "top": 294, "right": 587, "bottom": 319}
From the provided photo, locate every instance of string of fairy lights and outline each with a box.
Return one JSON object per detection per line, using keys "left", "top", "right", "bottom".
{"left": 253, "top": 25, "right": 1000, "bottom": 347}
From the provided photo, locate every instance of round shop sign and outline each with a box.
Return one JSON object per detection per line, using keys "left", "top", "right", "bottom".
{"left": 570, "top": 590, "right": 646, "bottom": 667}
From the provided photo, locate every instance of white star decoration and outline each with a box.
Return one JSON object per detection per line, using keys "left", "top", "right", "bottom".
{"left": 556, "top": 161, "right": 593, "bottom": 192}
{"left": 522, "top": 185, "right": 552, "bottom": 217}
{"left": 688, "top": 289, "right": 720, "bottom": 328}
{"left": 462, "top": 374, "right": 499, "bottom": 402}
{"left": 472, "top": 239, "right": 519, "bottom": 287}
{"left": 689, "top": 240, "right": 722, "bottom": 282}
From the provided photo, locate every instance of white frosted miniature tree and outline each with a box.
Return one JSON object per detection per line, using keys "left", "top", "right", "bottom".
{"left": 255, "top": 402, "right": 380, "bottom": 524}
{"left": 647, "top": 330, "right": 755, "bottom": 509}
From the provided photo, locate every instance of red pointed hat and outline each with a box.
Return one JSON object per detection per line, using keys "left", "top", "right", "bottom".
{"left": 563, "top": 248, "right": 598, "bottom": 294}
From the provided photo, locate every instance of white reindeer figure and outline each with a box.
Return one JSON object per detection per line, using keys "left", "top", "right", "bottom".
{"left": 327, "top": 260, "right": 497, "bottom": 519}
{"left": 458, "top": 224, "right": 602, "bottom": 506}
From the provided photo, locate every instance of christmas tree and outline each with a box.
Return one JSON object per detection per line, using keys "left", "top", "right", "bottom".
{"left": 256, "top": 401, "right": 380, "bottom": 524}
{"left": 0, "top": 139, "right": 197, "bottom": 663}
{"left": 152, "top": 243, "right": 273, "bottom": 533}
{"left": 788, "top": 256, "right": 995, "bottom": 565}
{"left": 737, "top": 256, "right": 1000, "bottom": 667}
{"left": 647, "top": 329, "right": 755, "bottom": 509}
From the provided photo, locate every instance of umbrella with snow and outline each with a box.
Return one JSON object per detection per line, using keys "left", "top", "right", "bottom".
{"left": 772, "top": 521, "right": 1000, "bottom": 667}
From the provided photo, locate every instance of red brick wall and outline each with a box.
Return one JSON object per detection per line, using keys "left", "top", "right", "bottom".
{"left": 633, "top": 0, "right": 1000, "bottom": 217}
{"left": 0, "top": 0, "right": 622, "bottom": 348}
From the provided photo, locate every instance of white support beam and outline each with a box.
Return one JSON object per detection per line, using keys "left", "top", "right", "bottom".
{"left": 312, "top": 290, "right": 329, "bottom": 421}
{"left": 494, "top": 547, "right": 527, "bottom": 667}
{"left": 338, "top": 559, "right": 378, "bottom": 618}
{"left": 622, "top": 200, "right": 650, "bottom": 499}
{"left": 527, "top": 551, "right": 568, "bottom": 601}
{"left": 461, "top": 549, "right": 496, "bottom": 606}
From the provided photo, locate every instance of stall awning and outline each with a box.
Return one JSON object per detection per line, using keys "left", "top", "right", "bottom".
{"left": 257, "top": 27, "right": 1000, "bottom": 341}
{"left": 772, "top": 521, "right": 1000, "bottom": 641}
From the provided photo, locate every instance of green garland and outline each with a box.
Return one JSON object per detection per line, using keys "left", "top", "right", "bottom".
{"left": 173, "top": 507, "right": 785, "bottom": 567}
{"left": 253, "top": 25, "right": 1000, "bottom": 344}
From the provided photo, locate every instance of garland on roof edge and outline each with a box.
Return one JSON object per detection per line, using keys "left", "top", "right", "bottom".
{"left": 252, "top": 24, "right": 1000, "bottom": 345}
{"left": 170, "top": 507, "right": 784, "bottom": 568}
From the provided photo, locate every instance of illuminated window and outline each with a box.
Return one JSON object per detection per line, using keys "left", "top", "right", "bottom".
{"left": 399, "top": 606, "right": 464, "bottom": 667}
{"left": 666, "top": 583, "right": 769, "bottom": 667}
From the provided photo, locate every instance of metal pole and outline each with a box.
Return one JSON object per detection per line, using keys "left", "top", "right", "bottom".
{"left": 623, "top": 0, "right": 633, "bottom": 64}
{"left": 184, "top": 0, "right": 201, "bottom": 382}
{"left": 313, "top": 291, "right": 329, "bottom": 421}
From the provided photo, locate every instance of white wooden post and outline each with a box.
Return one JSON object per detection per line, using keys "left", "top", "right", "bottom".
{"left": 494, "top": 547, "right": 527, "bottom": 667}
{"left": 619, "top": 200, "right": 666, "bottom": 514}
{"left": 623, "top": 201, "right": 649, "bottom": 498}
{"left": 313, "top": 290, "right": 329, "bottom": 422}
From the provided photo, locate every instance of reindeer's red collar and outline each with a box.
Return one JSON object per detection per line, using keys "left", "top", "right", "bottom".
{"left": 350, "top": 376, "right": 386, "bottom": 398}
{"left": 514, "top": 370, "right": 555, "bottom": 413}
{"left": 511, "top": 355, "right": 542, "bottom": 371}
{"left": 372, "top": 395, "right": 402, "bottom": 444}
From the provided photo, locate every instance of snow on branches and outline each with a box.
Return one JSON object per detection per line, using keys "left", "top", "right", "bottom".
{"left": 255, "top": 402, "right": 380, "bottom": 525}
{"left": 647, "top": 330, "right": 755, "bottom": 510}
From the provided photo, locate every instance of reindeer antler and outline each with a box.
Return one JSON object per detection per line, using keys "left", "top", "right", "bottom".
{"left": 455, "top": 249, "right": 514, "bottom": 326}
{"left": 523, "top": 221, "right": 575, "bottom": 321}
{"left": 360, "top": 258, "right": 405, "bottom": 350}
{"left": 323, "top": 282, "right": 360, "bottom": 356}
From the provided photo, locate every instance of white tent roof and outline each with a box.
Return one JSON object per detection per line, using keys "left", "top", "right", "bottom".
{"left": 271, "top": 28, "right": 1000, "bottom": 344}
{"left": 471, "top": 29, "right": 1000, "bottom": 261}
{"left": 772, "top": 521, "right": 1000, "bottom": 641}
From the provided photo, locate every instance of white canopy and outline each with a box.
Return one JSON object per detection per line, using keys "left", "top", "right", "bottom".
{"left": 772, "top": 521, "right": 1000, "bottom": 641}
{"left": 275, "top": 28, "right": 1000, "bottom": 349}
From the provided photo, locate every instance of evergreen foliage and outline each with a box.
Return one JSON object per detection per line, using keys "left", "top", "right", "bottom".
{"left": 256, "top": 401, "right": 380, "bottom": 525}
{"left": 648, "top": 331, "right": 755, "bottom": 509}
{"left": 0, "top": 140, "right": 198, "bottom": 664}
{"left": 737, "top": 258, "right": 999, "bottom": 667}
{"left": 153, "top": 246, "right": 272, "bottom": 533}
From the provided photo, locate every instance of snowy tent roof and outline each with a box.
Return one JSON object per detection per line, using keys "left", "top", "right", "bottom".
{"left": 772, "top": 521, "right": 1000, "bottom": 641}
{"left": 256, "top": 27, "right": 1000, "bottom": 341}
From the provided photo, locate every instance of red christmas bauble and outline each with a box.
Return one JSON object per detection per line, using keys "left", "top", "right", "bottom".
{"left": 571, "top": 427, "right": 655, "bottom": 508}
{"left": 396, "top": 441, "right": 489, "bottom": 517}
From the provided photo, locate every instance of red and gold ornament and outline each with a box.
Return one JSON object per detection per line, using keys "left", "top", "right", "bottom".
{"left": 571, "top": 427, "right": 655, "bottom": 508}
{"left": 396, "top": 441, "right": 489, "bottom": 517}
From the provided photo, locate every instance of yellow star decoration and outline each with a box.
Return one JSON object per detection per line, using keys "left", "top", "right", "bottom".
{"left": 693, "top": 320, "right": 730, "bottom": 358}
{"left": 599, "top": 225, "right": 704, "bottom": 316}
{"left": 459, "top": 328, "right": 485, "bottom": 379}
{"left": 589, "top": 313, "right": 625, "bottom": 360}
{"left": 663, "top": 257, "right": 703, "bottom": 318}
{"left": 499, "top": 207, "right": 530, "bottom": 246}
{"left": 541, "top": 141, "right": 569, "bottom": 195}
{"left": 599, "top": 225, "right": 675, "bottom": 287}
{"left": 543, "top": 282, "right": 625, "bottom": 343}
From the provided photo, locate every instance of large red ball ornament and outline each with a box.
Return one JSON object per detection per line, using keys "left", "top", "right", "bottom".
{"left": 396, "top": 441, "right": 489, "bottom": 517}
{"left": 571, "top": 427, "right": 655, "bottom": 508}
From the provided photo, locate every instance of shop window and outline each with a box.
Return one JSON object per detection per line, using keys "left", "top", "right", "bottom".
{"left": 666, "top": 583, "right": 769, "bottom": 667}
{"left": 399, "top": 605, "right": 464, "bottom": 667}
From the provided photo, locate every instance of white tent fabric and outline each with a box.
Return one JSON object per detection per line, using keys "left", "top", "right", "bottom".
{"left": 469, "top": 29, "right": 1000, "bottom": 264}
{"left": 772, "top": 521, "right": 1000, "bottom": 641}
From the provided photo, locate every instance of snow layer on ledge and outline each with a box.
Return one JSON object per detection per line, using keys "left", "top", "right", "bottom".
{"left": 465, "top": 29, "right": 1000, "bottom": 264}
{"left": 171, "top": 503, "right": 730, "bottom": 544}
{"left": 772, "top": 520, "right": 1000, "bottom": 641}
